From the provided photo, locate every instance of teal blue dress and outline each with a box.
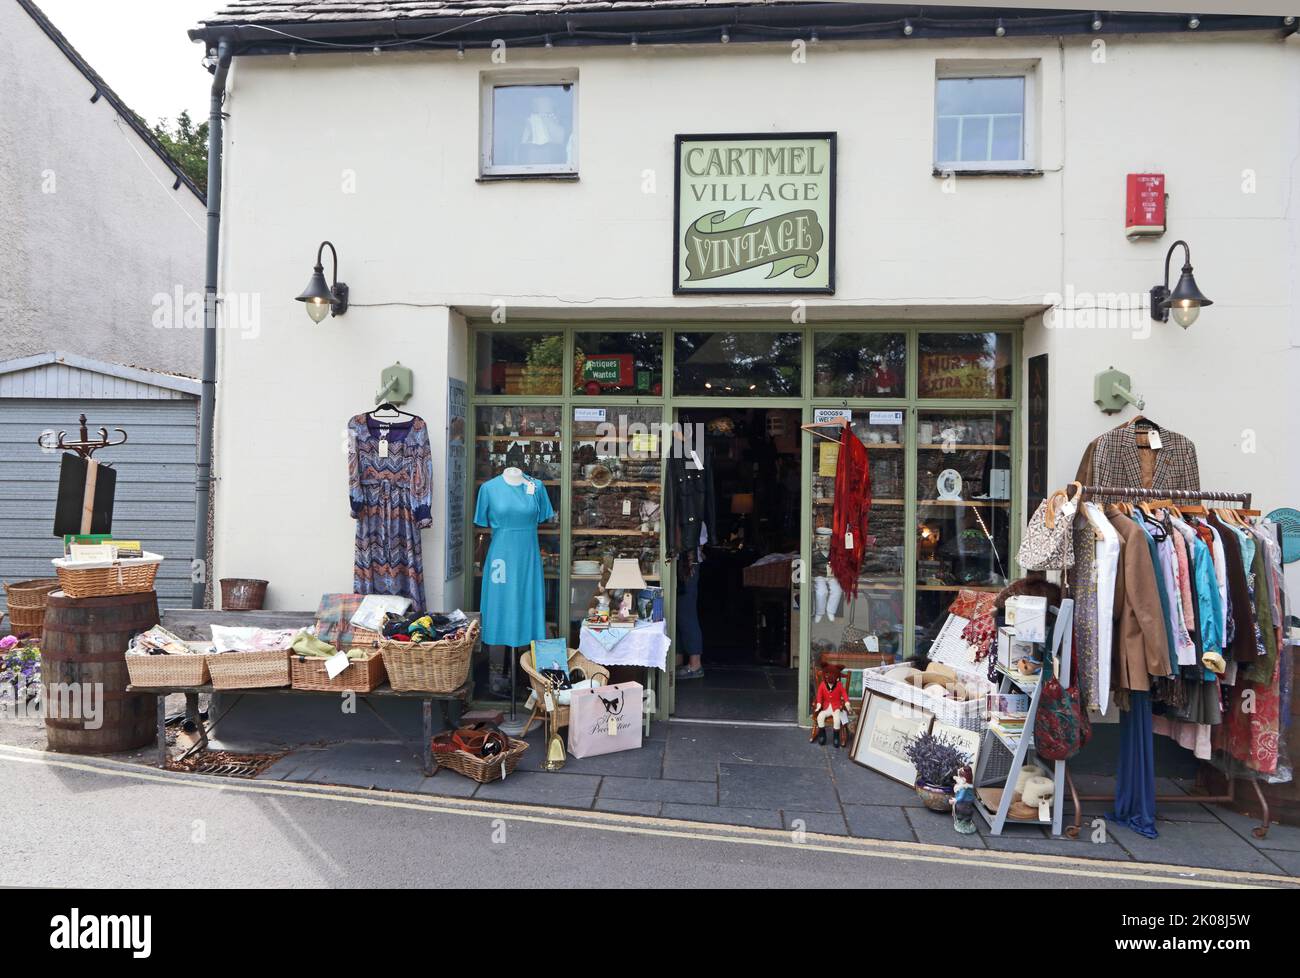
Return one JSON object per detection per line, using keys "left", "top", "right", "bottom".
{"left": 474, "top": 475, "right": 555, "bottom": 647}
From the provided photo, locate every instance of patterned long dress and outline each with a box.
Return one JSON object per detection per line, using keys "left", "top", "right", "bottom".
{"left": 348, "top": 414, "right": 433, "bottom": 608}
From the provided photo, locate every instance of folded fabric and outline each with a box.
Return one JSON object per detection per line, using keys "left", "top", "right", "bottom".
{"left": 290, "top": 630, "right": 337, "bottom": 658}
{"left": 210, "top": 625, "right": 298, "bottom": 653}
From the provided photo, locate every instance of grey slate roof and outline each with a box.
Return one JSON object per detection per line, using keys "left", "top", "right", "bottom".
{"left": 198, "top": 0, "right": 786, "bottom": 26}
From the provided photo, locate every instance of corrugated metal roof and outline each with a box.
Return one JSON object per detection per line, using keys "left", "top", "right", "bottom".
{"left": 0, "top": 353, "right": 200, "bottom": 399}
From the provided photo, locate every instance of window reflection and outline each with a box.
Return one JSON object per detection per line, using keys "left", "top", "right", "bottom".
{"left": 674, "top": 331, "right": 802, "bottom": 397}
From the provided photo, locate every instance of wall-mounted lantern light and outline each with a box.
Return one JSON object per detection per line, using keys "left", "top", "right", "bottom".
{"left": 1149, "top": 239, "right": 1212, "bottom": 329}
{"left": 295, "top": 240, "right": 349, "bottom": 323}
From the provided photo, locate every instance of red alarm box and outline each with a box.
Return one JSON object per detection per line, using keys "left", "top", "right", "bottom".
{"left": 1126, "top": 173, "right": 1166, "bottom": 238}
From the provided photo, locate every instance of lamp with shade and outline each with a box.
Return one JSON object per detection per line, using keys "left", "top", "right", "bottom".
{"left": 604, "top": 557, "right": 647, "bottom": 620}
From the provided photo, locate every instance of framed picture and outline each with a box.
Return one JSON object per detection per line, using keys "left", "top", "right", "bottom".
{"left": 850, "top": 691, "right": 934, "bottom": 786}
{"left": 932, "top": 722, "right": 981, "bottom": 775}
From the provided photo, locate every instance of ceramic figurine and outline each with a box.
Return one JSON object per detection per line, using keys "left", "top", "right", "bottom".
{"left": 951, "top": 764, "right": 977, "bottom": 834}
{"left": 809, "top": 666, "right": 851, "bottom": 748}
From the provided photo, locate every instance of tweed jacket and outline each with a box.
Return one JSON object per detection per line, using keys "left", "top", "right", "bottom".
{"left": 1074, "top": 423, "right": 1200, "bottom": 493}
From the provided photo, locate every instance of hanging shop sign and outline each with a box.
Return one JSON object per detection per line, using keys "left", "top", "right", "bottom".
{"left": 674, "top": 132, "right": 836, "bottom": 295}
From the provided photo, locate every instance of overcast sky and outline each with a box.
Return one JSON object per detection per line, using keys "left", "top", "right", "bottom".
{"left": 37, "top": 0, "right": 216, "bottom": 127}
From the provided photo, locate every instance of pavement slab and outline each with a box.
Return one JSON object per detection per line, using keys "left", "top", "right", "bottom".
{"left": 719, "top": 761, "right": 840, "bottom": 813}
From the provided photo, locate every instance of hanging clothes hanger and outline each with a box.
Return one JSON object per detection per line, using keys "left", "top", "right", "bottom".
{"left": 801, "top": 416, "right": 849, "bottom": 445}
{"left": 369, "top": 401, "right": 415, "bottom": 421}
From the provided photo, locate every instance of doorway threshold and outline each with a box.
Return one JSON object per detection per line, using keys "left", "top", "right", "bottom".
{"left": 670, "top": 716, "right": 800, "bottom": 730}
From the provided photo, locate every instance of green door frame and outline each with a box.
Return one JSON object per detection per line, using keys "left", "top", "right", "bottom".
{"left": 465, "top": 322, "right": 1023, "bottom": 726}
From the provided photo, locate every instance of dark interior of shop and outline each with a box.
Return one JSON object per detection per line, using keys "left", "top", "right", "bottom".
{"left": 672, "top": 407, "right": 802, "bottom": 723}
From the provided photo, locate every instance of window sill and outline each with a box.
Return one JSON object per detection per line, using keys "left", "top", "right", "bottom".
{"left": 932, "top": 166, "right": 1043, "bottom": 178}
{"left": 477, "top": 173, "right": 580, "bottom": 183}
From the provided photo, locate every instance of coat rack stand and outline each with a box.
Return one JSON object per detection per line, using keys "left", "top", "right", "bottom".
{"left": 1066, "top": 484, "right": 1272, "bottom": 839}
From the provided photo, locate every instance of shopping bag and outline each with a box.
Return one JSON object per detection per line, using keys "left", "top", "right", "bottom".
{"left": 567, "top": 681, "right": 643, "bottom": 758}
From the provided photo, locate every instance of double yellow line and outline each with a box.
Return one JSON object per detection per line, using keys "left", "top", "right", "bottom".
{"left": 0, "top": 743, "right": 1292, "bottom": 889}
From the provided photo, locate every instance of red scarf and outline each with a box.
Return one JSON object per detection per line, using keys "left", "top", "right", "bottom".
{"left": 830, "top": 431, "right": 871, "bottom": 598}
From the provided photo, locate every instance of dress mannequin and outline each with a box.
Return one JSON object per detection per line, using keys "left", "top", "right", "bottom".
{"left": 502, "top": 466, "right": 525, "bottom": 486}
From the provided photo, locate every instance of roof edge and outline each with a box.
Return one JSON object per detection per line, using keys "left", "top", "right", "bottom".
{"left": 17, "top": 0, "right": 206, "bottom": 205}
{"left": 0, "top": 352, "right": 201, "bottom": 396}
{"left": 188, "top": 3, "right": 1298, "bottom": 53}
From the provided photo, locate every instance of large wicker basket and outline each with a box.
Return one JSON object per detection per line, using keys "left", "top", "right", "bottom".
{"left": 207, "top": 650, "right": 290, "bottom": 689}
{"left": 379, "top": 619, "right": 478, "bottom": 693}
{"left": 290, "top": 650, "right": 385, "bottom": 692}
{"left": 3, "top": 578, "right": 60, "bottom": 633}
{"left": 434, "top": 737, "right": 528, "bottom": 783}
{"left": 126, "top": 654, "right": 210, "bottom": 688}
{"left": 52, "top": 554, "right": 163, "bottom": 599}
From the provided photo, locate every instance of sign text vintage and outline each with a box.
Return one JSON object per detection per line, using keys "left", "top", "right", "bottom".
{"left": 674, "top": 133, "right": 836, "bottom": 294}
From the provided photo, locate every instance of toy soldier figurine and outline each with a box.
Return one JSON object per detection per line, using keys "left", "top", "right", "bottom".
{"left": 809, "top": 666, "right": 851, "bottom": 748}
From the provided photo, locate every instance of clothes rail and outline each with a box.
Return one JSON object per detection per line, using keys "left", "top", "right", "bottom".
{"left": 1067, "top": 484, "right": 1270, "bottom": 839}
{"left": 1078, "top": 485, "right": 1252, "bottom": 508}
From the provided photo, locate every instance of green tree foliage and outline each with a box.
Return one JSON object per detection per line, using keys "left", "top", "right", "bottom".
{"left": 151, "top": 111, "right": 208, "bottom": 193}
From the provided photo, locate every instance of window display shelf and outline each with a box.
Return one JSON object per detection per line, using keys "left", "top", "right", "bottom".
{"left": 574, "top": 480, "right": 660, "bottom": 488}
{"left": 476, "top": 434, "right": 561, "bottom": 442}
{"left": 917, "top": 444, "right": 1011, "bottom": 451}
{"left": 814, "top": 497, "right": 904, "bottom": 506}
{"left": 917, "top": 499, "right": 1010, "bottom": 507}
{"left": 571, "top": 528, "right": 659, "bottom": 536}
{"left": 571, "top": 573, "right": 661, "bottom": 581}
{"left": 916, "top": 584, "right": 1002, "bottom": 592}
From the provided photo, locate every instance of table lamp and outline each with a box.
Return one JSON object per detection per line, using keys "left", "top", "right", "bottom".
{"left": 605, "top": 558, "right": 647, "bottom": 619}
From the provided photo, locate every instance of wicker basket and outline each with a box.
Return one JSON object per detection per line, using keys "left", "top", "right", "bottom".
{"left": 3, "top": 578, "right": 60, "bottom": 633}
{"left": 207, "top": 650, "right": 290, "bottom": 689}
{"left": 434, "top": 737, "right": 528, "bottom": 783}
{"left": 742, "top": 557, "right": 795, "bottom": 590}
{"left": 290, "top": 650, "right": 385, "bottom": 692}
{"left": 379, "top": 620, "right": 479, "bottom": 693}
{"left": 126, "top": 653, "right": 210, "bottom": 688}
{"left": 52, "top": 554, "right": 163, "bottom": 599}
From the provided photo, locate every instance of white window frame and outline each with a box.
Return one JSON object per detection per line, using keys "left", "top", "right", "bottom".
{"left": 934, "top": 60, "right": 1039, "bottom": 173}
{"left": 480, "top": 69, "right": 579, "bottom": 178}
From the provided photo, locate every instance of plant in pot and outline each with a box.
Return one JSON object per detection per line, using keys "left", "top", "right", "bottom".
{"left": 903, "top": 731, "right": 972, "bottom": 812}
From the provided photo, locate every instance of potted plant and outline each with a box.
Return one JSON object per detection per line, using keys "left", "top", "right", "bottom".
{"left": 903, "top": 730, "right": 971, "bottom": 812}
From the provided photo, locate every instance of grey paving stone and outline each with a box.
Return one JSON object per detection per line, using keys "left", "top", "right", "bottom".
{"left": 660, "top": 756, "right": 720, "bottom": 782}
{"left": 1250, "top": 848, "right": 1300, "bottom": 877}
{"left": 783, "top": 809, "right": 849, "bottom": 836}
{"left": 556, "top": 745, "right": 666, "bottom": 779}
{"left": 842, "top": 805, "right": 917, "bottom": 842}
{"left": 593, "top": 798, "right": 663, "bottom": 817}
{"left": 980, "top": 822, "right": 1132, "bottom": 861}
{"left": 1212, "top": 806, "right": 1300, "bottom": 852}
{"left": 660, "top": 802, "right": 783, "bottom": 829}
{"left": 665, "top": 723, "right": 827, "bottom": 769}
{"left": 599, "top": 776, "right": 716, "bottom": 805}
{"left": 414, "top": 772, "right": 480, "bottom": 797}
{"left": 472, "top": 770, "right": 600, "bottom": 807}
{"left": 905, "top": 806, "right": 987, "bottom": 848}
{"left": 720, "top": 762, "right": 840, "bottom": 813}
{"left": 832, "top": 763, "right": 926, "bottom": 807}
{"left": 1105, "top": 817, "right": 1287, "bottom": 873}
{"left": 316, "top": 766, "right": 427, "bottom": 792}
{"left": 256, "top": 754, "right": 308, "bottom": 781}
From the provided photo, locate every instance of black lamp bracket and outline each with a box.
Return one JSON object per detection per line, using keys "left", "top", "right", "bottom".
{"left": 1149, "top": 239, "right": 1191, "bottom": 322}
{"left": 315, "top": 239, "right": 349, "bottom": 317}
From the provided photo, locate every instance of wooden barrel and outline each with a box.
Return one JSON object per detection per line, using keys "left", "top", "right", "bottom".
{"left": 40, "top": 590, "right": 159, "bottom": 754}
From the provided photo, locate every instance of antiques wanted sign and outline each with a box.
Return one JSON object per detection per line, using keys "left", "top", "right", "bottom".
{"left": 674, "top": 133, "right": 836, "bottom": 294}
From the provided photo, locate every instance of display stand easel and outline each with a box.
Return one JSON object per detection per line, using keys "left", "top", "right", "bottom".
{"left": 975, "top": 599, "right": 1074, "bottom": 837}
{"left": 1063, "top": 484, "right": 1272, "bottom": 839}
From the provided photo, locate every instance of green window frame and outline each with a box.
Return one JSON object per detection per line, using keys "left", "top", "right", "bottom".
{"left": 465, "top": 323, "right": 1023, "bottom": 723}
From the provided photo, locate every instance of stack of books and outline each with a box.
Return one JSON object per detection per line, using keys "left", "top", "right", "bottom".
{"left": 989, "top": 711, "right": 1028, "bottom": 741}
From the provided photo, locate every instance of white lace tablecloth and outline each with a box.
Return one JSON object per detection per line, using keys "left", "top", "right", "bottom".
{"left": 578, "top": 620, "right": 671, "bottom": 671}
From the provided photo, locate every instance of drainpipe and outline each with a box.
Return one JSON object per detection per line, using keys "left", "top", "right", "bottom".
{"left": 194, "top": 40, "right": 233, "bottom": 609}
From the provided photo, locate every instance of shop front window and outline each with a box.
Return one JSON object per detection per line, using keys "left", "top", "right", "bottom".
{"left": 918, "top": 331, "right": 1013, "bottom": 400}
{"left": 574, "top": 331, "right": 664, "bottom": 396}
{"left": 673, "top": 330, "right": 802, "bottom": 397}
{"left": 913, "top": 409, "right": 1013, "bottom": 654}
{"left": 475, "top": 331, "right": 565, "bottom": 396}
{"left": 809, "top": 412, "right": 907, "bottom": 690}
{"left": 814, "top": 331, "right": 906, "bottom": 398}
{"left": 470, "top": 405, "right": 562, "bottom": 694}
{"left": 568, "top": 405, "right": 663, "bottom": 645}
